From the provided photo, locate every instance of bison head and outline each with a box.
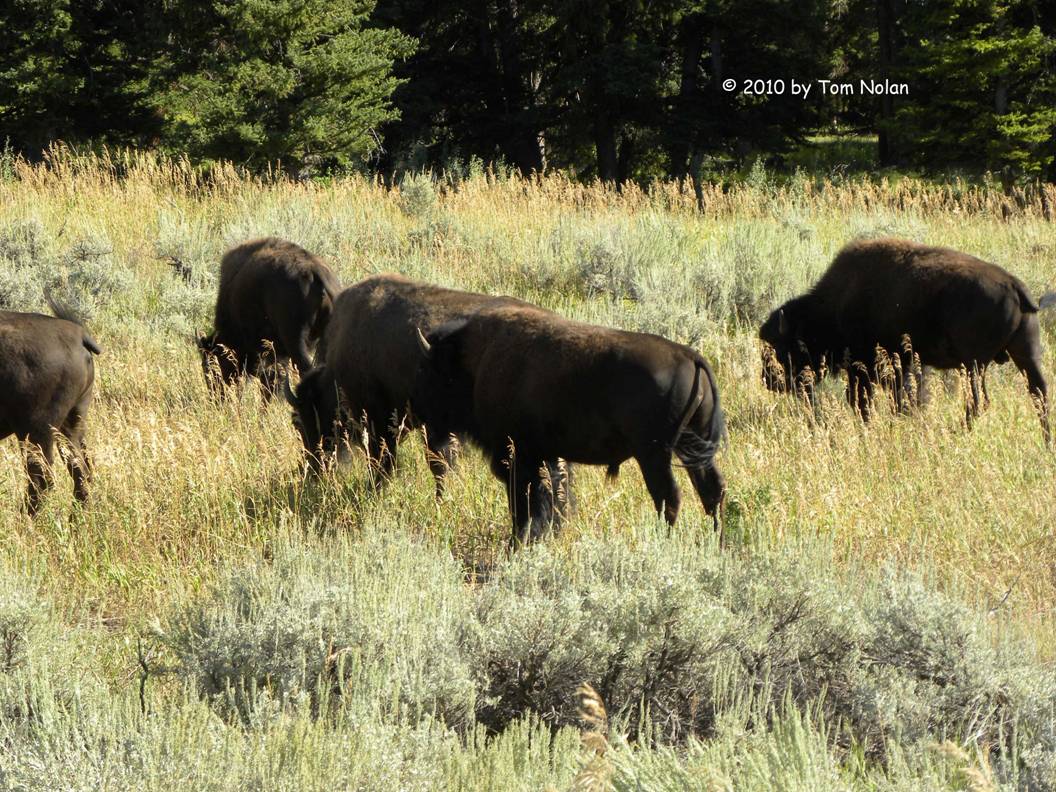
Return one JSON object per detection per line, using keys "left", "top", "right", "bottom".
{"left": 759, "top": 298, "right": 814, "bottom": 394}
{"left": 197, "top": 333, "right": 241, "bottom": 397}
{"left": 412, "top": 319, "right": 477, "bottom": 441}
{"left": 284, "top": 367, "right": 341, "bottom": 468}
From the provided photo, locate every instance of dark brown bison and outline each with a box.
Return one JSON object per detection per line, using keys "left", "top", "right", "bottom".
{"left": 282, "top": 275, "right": 548, "bottom": 498}
{"left": 198, "top": 238, "right": 339, "bottom": 400}
{"left": 760, "top": 237, "right": 1051, "bottom": 439}
{"left": 0, "top": 300, "right": 100, "bottom": 514}
{"left": 414, "top": 304, "right": 726, "bottom": 545}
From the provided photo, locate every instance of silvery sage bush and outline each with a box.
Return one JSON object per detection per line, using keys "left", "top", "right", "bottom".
{"left": 0, "top": 218, "right": 131, "bottom": 317}
{"left": 159, "top": 531, "right": 476, "bottom": 728}
{"left": 470, "top": 535, "right": 1056, "bottom": 786}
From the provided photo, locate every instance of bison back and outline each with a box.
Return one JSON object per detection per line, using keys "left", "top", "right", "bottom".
{"left": 324, "top": 275, "right": 508, "bottom": 427}
{"left": 215, "top": 237, "right": 337, "bottom": 354}
{"left": 811, "top": 238, "right": 1030, "bottom": 366}
{"left": 0, "top": 312, "right": 96, "bottom": 439}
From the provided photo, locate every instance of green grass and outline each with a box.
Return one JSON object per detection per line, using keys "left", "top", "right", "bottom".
{"left": 1, "top": 148, "right": 1055, "bottom": 789}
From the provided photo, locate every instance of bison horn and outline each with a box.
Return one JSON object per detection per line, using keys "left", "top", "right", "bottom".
{"left": 282, "top": 376, "right": 299, "bottom": 407}
{"left": 415, "top": 327, "right": 432, "bottom": 355}
{"left": 778, "top": 309, "right": 788, "bottom": 336}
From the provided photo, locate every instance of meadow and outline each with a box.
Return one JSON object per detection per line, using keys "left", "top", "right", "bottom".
{"left": 0, "top": 148, "right": 1055, "bottom": 790}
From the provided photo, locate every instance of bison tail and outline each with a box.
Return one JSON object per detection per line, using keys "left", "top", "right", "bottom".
{"left": 46, "top": 293, "right": 85, "bottom": 325}
{"left": 1015, "top": 281, "right": 1041, "bottom": 313}
{"left": 1039, "top": 292, "right": 1056, "bottom": 311}
{"left": 46, "top": 293, "right": 102, "bottom": 355}
{"left": 670, "top": 358, "right": 725, "bottom": 470}
{"left": 700, "top": 359, "right": 726, "bottom": 445}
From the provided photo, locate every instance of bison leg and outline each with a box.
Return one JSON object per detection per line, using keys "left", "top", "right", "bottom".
{"left": 492, "top": 454, "right": 534, "bottom": 548}
{"left": 846, "top": 367, "right": 874, "bottom": 421}
{"left": 635, "top": 452, "right": 681, "bottom": 526}
{"left": 529, "top": 460, "right": 571, "bottom": 540}
{"left": 366, "top": 427, "right": 400, "bottom": 490}
{"left": 964, "top": 363, "right": 984, "bottom": 428}
{"left": 916, "top": 365, "right": 931, "bottom": 408}
{"left": 60, "top": 407, "right": 91, "bottom": 503}
{"left": 1006, "top": 314, "right": 1050, "bottom": 444}
{"left": 290, "top": 328, "right": 314, "bottom": 376}
{"left": 21, "top": 431, "right": 55, "bottom": 516}
{"left": 424, "top": 431, "right": 459, "bottom": 500}
{"left": 258, "top": 365, "right": 282, "bottom": 404}
{"left": 546, "top": 460, "right": 574, "bottom": 521}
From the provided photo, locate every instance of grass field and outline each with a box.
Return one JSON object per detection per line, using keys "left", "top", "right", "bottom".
{"left": 1, "top": 148, "right": 1055, "bottom": 790}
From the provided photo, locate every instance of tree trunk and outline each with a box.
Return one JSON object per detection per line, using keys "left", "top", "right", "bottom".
{"left": 876, "top": 0, "right": 898, "bottom": 166}
{"left": 595, "top": 115, "right": 618, "bottom": 182}
{"left": 669, "top": 14, "right": 706, "bottom": 179}
{"left": 495, "top": 1, "right": 544, "bottom": 174}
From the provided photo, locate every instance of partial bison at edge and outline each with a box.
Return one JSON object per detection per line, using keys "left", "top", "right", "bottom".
{"left": 760, "top": 237, "right": 1051, "bottom": 439}
{"left": 414, "top": 303, "right": 726, "bottom": 546}
{"left": 0, "top": 300, "right": 100, "bottom": 514}
{"left": 198, "top": 237, "right": 339, "bottom": 400}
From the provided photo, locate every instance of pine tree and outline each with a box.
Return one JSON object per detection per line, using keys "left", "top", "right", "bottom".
{"left": 894, "top": 0, "right": 1056, "bottom": 178}
{"left": 154, "top": 0, "right": 415, "bottom": 173}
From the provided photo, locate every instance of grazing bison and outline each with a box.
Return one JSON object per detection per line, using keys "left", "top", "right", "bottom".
{"left": 414, "top": 304, "right": 726, "bottom": 545}
{"left": 0, "top": 300, "right": 100, "bottom": 514}
{"left": 198, "top": 238, "right": 339, "bottom": 400}
{"left": 282, "top": 275, "right": 552, "bottom": 499}
{"left": 760, "top": 237, "right": 1051, "bottom": 439}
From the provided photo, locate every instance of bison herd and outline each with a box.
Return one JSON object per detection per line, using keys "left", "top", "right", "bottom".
{"left": 1, "top": 235, "right": 1052, "bottom": 544}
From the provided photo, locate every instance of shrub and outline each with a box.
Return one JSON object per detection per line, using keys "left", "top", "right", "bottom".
{"left": 469, "top": 535, "right": 1056, "bottom": 785}
{"left": 399, "top": 173, "right": 439, "bottom": 221}
{"left": 54, "top": 231, "right": 133, "bottom": 318}
{"left": 159, "top": 531, "right": 476, "bottom": 728}
{"left": 0, "top": 220, "right": 130, "bottom": 317}
{"left": 0, "top": 218, "right": 54, "bottom": 311}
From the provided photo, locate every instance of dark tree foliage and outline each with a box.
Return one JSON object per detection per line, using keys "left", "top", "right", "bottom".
{"left": 892, "top": 0, "right": 1056, "bottom": 177}
{"left": 151, "top": 0, "right": 415, "bottom": 173}
{"left": 374, "top": 0, "right": 552, "bottom": 175}
{"left": 0, "top": 0, "right": 1054, "bottom": 180}
{"left": 0, "top": 0, "right": 160, "bottom": 158}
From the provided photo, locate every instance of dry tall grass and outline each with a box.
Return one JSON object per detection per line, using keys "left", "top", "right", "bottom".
{"left": 1, "top": 150, "right": 1056, "bottom": 787}
{"left": 2, "top": 150, "right": 1053, "bottom": 631}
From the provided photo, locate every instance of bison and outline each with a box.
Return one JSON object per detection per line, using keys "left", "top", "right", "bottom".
{"left": 0, "top": 299, "right": 100, "bottom": 514}
{"left": 759, "top": 237, "right": 1051, "bottom": 439}
{"left": 282, "top": 275, "right": 553, "bottom": 499}
{"left": 414, "top": 303, "right": 726, "bottom": 545}
{"left": 198, "top": 238, "right": 339, "bottom": 400}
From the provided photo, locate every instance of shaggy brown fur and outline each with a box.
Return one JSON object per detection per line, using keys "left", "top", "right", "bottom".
{"left": 285, "top": 275, "right": 535, "bottom": 499}
{"left": 416, "top": 303, "right": 726, "bottom": 545}
{"left": 199, "top": 237, "right": 339, "bottom": 399}
{"left": 0, "top": 301, "right": 100, "bottom": 513}
{"left": 760, "top": 237, "right": 1049, "bottom": 439}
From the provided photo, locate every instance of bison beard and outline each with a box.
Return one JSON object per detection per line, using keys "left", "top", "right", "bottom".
{"left": 414, "top": 304, "right": 727, "bottom": 546}
{"left": 0, "top": 298, "right": 100, "bottom": 514}
{"left": 759, "top": 237, "right": 1051, "bottom": 441}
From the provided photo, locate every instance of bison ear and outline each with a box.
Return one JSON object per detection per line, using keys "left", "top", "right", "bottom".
{"left": 778, "top": 309, "right": 788, "bottom": 337}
